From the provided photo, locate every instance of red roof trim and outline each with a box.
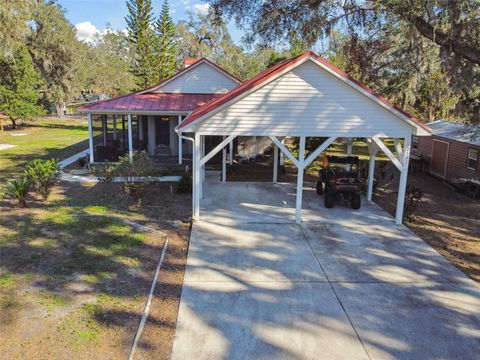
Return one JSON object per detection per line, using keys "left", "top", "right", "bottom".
{"left": 78, "top": 93, "right": 223, "bottom": 112}
{"left": 179, "top": 51, "right": 430, "bottom": 133}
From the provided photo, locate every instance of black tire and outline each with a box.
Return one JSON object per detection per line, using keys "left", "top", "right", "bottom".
{"left": 316, "top": 181, "right": 323, "bottom": 195}
{"left": 325, "top": 192, "right": 334, "bottom": 208}
{"left": 351, "top": 193, "right": 361, "bottom": 210}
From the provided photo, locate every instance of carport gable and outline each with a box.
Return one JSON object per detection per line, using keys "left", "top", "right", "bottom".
{"left": 178, "top": 51, "right": 430, "bottom": 137}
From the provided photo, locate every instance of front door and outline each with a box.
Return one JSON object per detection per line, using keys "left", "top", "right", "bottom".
{"left": 156, "top": 116, "right": 171, "bottom": 148}
{"left": 430, "top": 139, "right": 449, "bottom": 179}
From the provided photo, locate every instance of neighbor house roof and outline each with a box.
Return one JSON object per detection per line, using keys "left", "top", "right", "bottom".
{"left": 178, "top": 51, "right": 431, "bottom": 133}
{"left": 428, "top": 120, "right": 480, "bottom": 146}
{"left": 78, "top": 92, "right": 223, "bottom": 114}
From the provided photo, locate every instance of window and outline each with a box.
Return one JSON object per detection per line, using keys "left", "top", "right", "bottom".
{"left": 467, "top": 148, "right": 478, "bottom": 170}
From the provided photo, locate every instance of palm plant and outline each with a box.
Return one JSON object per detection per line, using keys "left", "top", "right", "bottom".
{"left": 6, "top": 177, "right": 30, "bottom": 208}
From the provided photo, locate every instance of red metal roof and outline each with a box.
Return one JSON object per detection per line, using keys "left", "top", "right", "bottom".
{"left": 179, "top": 51, "right": 431, "bottom": 133}
{"left": 78, "top": 92, "right": 223, "bottom": 113}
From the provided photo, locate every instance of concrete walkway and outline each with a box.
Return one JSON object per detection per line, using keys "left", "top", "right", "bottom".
{"left": 171, "top": 181, "right": 480, "bottom": 360}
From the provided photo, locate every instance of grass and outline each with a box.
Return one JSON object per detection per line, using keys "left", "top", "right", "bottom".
{"left": 0, "top": 117, "right": 91, "bottom": 189}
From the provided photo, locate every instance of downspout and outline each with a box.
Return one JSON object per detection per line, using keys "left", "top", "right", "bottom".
{"left": 179, "top": 132, "right": 196, "bottom": 219}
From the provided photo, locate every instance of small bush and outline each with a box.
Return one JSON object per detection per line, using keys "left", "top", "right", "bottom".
{"left": 115, "top": 151, "right": 155, "bottom": 206}
{"left": 405, "top": 185, "right": 424, "bottom": 221}
{"left": 5, "top": 177, "right": 30, "bottom": 207}
{"left": 78, "top": 156, "right": 87, "bottom": 168}
{"left": 25, "top": 159, "right": 60, "bottom": 201}
{"left": 176, "top": 173, "right": 192, "bottom": 193}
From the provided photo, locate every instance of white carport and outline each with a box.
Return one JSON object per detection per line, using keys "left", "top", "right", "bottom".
{"left": 177, "top": 51, "right": 431, "bottom": 225}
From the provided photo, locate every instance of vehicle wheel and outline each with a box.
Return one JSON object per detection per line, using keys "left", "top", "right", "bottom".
{"left": 325, "top": 193, "right": 334, "bottom": 208}
{"left": 316, "top": 181, "right": 323, "bottom": 195}
{"left": 351, "top": 193, "right": 361, "bottom": 210}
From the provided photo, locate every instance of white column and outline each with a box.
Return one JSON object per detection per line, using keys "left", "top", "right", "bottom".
{"left": 395, "top": 136, "right": 411, "bottom": 224}
{"left": 295, "top": 136, "right": 306, "bottom": 224}
{"left": 102, "top": 115, "right": 108, "bottom": 146}
{"left": 178, "top": 115, "right": 182, "bottom": 164}
{"left": 222, "top": 136, "right": 227, "bottom": 183}
{"left": 201, "top": 136, "right": 206, "bottom": 183}
{"left": 113, "top": 115, "right": 117, "bottom": 140}
{"left": 273, "top": 143, "right": 278, "bottom": 183}
{"left": 194, "top": 133, "right": 201, "bottom": 220}
{"left": 347, "top": 138, "right": 353, "bottom": 155}
{"left": 139, "top": 116, "right": 144, "bottom": 141}
{"left": 279, "top": 138, "right": 285, "bottom": 165}
{"left": 367, "top": 139, "right": 378, "bottom": 202}
{"left": 127, "top": 114, "right": 133, "bottom": 161}
{"left": 147, "top": 116, "right": 156, "bottom": 156}
{"left": 87, "top": 113, "right": 94, "bottom": 163}
{"left": 229, "top": 140, "right": 233, "bottom": 165}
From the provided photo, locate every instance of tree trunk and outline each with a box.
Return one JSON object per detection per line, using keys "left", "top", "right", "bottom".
{"left": 10, "top": 117, "right": 17, "bottom": 129}
{"left": 55, "top": 101, "right": 65, "bottom": 118}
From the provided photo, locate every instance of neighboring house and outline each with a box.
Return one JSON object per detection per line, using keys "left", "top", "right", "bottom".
{"left": 79, "top": 58, "right": 242, "bottom": 162}
{"left": 413, "top": 120, "right": 480, "bottom": 182}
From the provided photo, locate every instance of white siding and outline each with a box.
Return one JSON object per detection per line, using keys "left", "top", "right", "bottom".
{"left": 155, "top": 62, "right": 239, "bottom": 94}
{"left": 195, "top": 60, "right": 413, "bottom": 137}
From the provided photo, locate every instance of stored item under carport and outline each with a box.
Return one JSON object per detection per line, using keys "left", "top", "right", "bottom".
{"left": 317, "top": 155, "right": 363, "bottom": 209}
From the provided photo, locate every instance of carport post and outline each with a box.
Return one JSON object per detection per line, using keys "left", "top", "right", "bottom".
{"left": 346, "top": 138, "right": 353, "bottom": 155}
{"left": 222, "top": 136, "right": 227, "bottom": 182}
{"left": 279, "top": 138, "right": 285, "bottom": 165}
{"left": 87, "top": 113, "right": 94, "bottom": 163}
{"left": 229, "top": 141, "right": 233, "bottom": 165}
{"left": 193, "top": 133, "right": 201, "bottom": 220}
{"left": 395, "top": 137, "right": 411, "bottom": 224}
{"left": 273, "top": 144, "right": 278, "bottom": 183}
{"left": 295, "top": 136, "right": 306, "bottom": 224}
{"left": 367, "top": 139, "right": 379, "bottom": 201}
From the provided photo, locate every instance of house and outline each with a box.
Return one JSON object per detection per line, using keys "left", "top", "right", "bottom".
{"left": 413, "top": 120, "right": 479, "bottom": 182}
{"left": 79, "top": 58, "right": 242, "bottom": 163}
{"left": 81, "top": 51, "right": 430, "bottom": 224}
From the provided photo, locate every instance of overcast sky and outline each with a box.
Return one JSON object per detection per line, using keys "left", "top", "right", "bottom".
{"left": 58, "top": 0, "right": 243, "bottom": 43}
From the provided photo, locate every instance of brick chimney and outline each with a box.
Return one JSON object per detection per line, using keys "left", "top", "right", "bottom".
{"left": 184, "top": 58, "right": 199, "bottom": 68}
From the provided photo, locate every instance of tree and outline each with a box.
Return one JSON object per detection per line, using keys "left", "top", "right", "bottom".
{"left": 74, "top": 27, "right": 136, "bottom": 98}
{"left": 211, "top": 0, "right": 480, "bottom": 123}
{"left": 125, "top": 0, "right": 158, "bottom": 89}
{"left": 0, "top": 47, "right": 45, "bottom": 128}
{"left": 0, "top": 0, "right": 35, "bottom": 56}
{"left": 156, "top": 0, "right": 178, "bottom": 81}
{"left": 26, "top": 2, "right": 78, "bottom": 117}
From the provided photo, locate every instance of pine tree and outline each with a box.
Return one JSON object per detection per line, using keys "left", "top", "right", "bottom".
{"left": 125, "top": 0, "right": 157, "bottom": 89}
{"left": 0, "top": 47, "right": 45, "bottom": 128}
{"left": 155, "top": 0, "right": 178, "bottom": 81}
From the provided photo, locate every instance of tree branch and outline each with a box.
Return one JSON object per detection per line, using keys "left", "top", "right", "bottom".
{"left": 408, "top": 15, "right": 480, "bottom": 65}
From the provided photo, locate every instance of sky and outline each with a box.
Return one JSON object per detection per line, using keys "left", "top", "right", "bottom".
{"left": 57, "top": 0, "right": 244, "bottom": 44}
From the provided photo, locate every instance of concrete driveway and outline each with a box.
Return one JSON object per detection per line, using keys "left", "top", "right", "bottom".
{"left": 171, "top": 180, "right": 480, "bottom": 360}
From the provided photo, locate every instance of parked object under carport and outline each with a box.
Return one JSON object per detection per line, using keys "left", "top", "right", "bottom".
{"left": 317, "top": 155, "right": 362, "bottom": 209}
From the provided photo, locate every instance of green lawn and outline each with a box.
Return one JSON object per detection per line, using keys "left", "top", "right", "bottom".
{"left": 0, "top": 117, "right": 90, "bottom": 187}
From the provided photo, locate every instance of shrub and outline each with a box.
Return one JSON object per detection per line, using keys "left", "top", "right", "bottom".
{"left": 405, "top": 185, "right": 424, "bottom": 221}
{"left": 115, "top": 151, "right": 154, "bottom": 206}
{"left": 78, "top": 156, "right": 86, "bottom": 168}
{"left": 5, "top": 177, "right": 30, "bottom": 208}
{"left": 25, "top": 159, "right": 60, "bottom": 201}
{"left": 176, "top": 173, "right": 192, "bottom": 193}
